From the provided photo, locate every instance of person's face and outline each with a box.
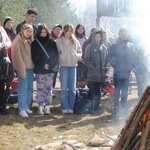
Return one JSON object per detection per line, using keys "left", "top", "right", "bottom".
{"left": 64, "top": 27, "right": 73, "bottom": 38}
{"left": 5, "top": 20, "right": 13, "bottom": 30}
{"left": 53, "top": 27, "right": 61, "bottom": 36}
{"left": 119, "top": 31, "right": 129, "bottom": 40}
{"left": 26, "top": 14, "right": 36, "bottom": 23}
{"left": 94, "top": 33, "right": 101, "bottom": 43}
{"left": 77, "top": 26, "right": 84, "bottom": 34}
{"left": 23, "top": 28, "right": 33, "bottom": 38}
{"left": 40, "top": 29, "right": 47, "bottom": 37}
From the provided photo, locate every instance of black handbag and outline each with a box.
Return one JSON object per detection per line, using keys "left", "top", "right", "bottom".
{"left": 0, "top": 47, "right": 15, "bottom": 80}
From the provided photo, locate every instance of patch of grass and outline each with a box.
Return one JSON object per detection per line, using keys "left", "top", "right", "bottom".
{"left": 0, "top": 89, "right": 138, "bottom": 150}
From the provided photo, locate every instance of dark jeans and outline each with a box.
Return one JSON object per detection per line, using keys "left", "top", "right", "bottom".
{"left": 53, "top": 72, "right": 57, "bottom": 88}
{"left": 0, "top": 80, "right": 5, "bottom": 108}
{"left": 88, "top": 81, "right": 102, "bottom": 110}
{"left": 113, "top": 77, "right": 129, "bottom": 109}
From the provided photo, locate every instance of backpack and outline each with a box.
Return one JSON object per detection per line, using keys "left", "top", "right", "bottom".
{"left": 0, "top": 48, "right": 15, "bottom": 80}
{"left": 77, "top": 62, "right": 87, "bottom": 81}
{"left": 73, "top": 88, "right": 92, "bottom": 114}
{"left": 4, "top": 84, "right": 18, "bottom": 104}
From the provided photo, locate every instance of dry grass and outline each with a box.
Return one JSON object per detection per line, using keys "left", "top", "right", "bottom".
{"left": 0, "top": 86, "right": 138, "bottom": 150}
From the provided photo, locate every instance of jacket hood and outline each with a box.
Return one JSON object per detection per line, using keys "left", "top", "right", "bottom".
{"left": 91, "top": 28, "right": 103, "bottom": 45}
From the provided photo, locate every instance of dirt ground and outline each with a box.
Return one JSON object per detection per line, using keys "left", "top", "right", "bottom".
{"left": 0, "top": 77, "right": 139, "bottom": 150}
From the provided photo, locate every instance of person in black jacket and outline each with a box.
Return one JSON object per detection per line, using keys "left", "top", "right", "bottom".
{"left": 16, "top": 8, "right": 38, "bottom": 35}
{"left": 51, "top": 24, "right": 62, "bottom": 88}
{"left": 31, "top": 23, "right": 59, "bottom": 115}
{"left": 0, "top": 25, "right": 12, "bottom": 115}
{"left": 107, "top": 26, "right": 135, "bottom": 116}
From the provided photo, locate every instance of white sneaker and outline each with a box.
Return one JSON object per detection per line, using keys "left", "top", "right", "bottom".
{"left": 38, "top": 106, "right": 44, "bottom": 115}
{"left": 26, "top": 108, "right": 33, "bottom": 114}
{"left": 19, "top": 110, "right": 29, "bottom": 118}
{"left": 62, "top": 110, "right": 68, "bottom": 115}
{"left": 44, "top": 106, "right": 51, "bottom": 115}
{"left": 68, "top": 109, "right": 73, "bottom": 114}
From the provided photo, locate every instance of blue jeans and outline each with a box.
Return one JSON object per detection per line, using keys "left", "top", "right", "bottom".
{"left": 88, "top": 81, "right": 102, "bottom": 110}
{"left": 113, "top": 76, "right": 129, "bottom": 109}
{"left": 60, "top": 66, "right": 76, "bottom": 110}
{"left": 17, "top": 69, "right": 33, "bottom": 111}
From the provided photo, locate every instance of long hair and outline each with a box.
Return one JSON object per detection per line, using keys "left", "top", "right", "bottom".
{"left": 60, "top": 23, "right": 75, "bottom": 45}
{"left": 20, "top": 23, "right": 34, "bottom": 43}
{"left": 75, "top": 24, "right": 86, "bottom": 39}
{"left": 35, "top": 23, "right": 51, "bottom": 38}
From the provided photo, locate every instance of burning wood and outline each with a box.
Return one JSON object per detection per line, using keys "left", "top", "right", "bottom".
{"left": 111, "top": 86, "right": 150, "bottom": 150}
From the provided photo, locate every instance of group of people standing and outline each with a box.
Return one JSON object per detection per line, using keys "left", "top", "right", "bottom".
{"left": 0, "top": 8, "right": 82, "bottom": 117}
{"left": 0, "top": 8, "right": 146, "bottom": 118}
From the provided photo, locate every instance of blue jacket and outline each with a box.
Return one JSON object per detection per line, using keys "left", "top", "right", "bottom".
{"left": 107, "top": 38, "right": 135, "bottom": 79}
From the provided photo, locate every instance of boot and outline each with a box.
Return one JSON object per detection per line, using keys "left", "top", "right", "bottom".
{"left": 44, "top": 105, "right": 51, "bottom": 115}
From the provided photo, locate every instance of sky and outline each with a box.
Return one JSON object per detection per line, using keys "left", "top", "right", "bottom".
{"left": 68, "top": 0, "right": 150, "bottom": 39}
{"left": 68, "top": 0, "right": 94, "bottom": 16}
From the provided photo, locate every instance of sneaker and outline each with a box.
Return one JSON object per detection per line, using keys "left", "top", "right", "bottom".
{"left": 19, "top": 110, "right": 29, "bottom": 118}
{"left": 26, "top": 108, "right": 33, "bottom": 114}
{"left": 44, "top": 106, "right": 51, "bottom": 115}
{"left": 0, "top": 107, "right": 10, "bottom": 115}
{"left": 38, "top": 106, "right": 44, "bottom": 115}
{"left": 68, "top": 109, "right": 73, "bottom": 114}
{"left": 62, "top": 110, "right": 68, "bottom": 115}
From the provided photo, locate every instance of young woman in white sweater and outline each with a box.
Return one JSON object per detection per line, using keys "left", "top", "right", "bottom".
{"left": 56, "top": 23, "right": 82, "bottom": 114}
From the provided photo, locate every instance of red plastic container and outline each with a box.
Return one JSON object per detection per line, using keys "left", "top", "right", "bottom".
{"left": 11, "top": 78, "right": 18, "bottom": 89}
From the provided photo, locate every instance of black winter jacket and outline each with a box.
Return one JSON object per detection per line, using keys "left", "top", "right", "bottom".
{"left": 31, "top": 36, "right": 59, "bottom": 74}
{"left": 107, "top": 38, "right": 135, "bottom": 79}
{"left": 16, "top": 21, "right": 37, "bottom": 35}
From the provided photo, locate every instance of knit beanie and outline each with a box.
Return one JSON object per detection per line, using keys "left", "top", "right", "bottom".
{"left": 3, "top": 16, "right": 12, "bottom": 27}
{"left": 52, "top": 24, "right": 62, "bottom": 31}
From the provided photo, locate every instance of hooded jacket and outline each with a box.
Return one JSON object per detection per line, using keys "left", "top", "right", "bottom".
{"left": 31, "top": 36, "right": 59, "bottom": 74}
{"left": 84, "top": 29, "right": 108, "bottom": 82}
{"left": 107, "top": 38, "right": 135, "bottom": 79}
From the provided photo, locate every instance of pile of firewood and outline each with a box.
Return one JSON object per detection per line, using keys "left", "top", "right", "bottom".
{"left": 111, "top": 86, "right": 150, "bottom": 150}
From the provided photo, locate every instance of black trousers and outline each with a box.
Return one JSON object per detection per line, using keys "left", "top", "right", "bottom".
{"left": 0, "top": 80, "right": 5, "bottom": 107}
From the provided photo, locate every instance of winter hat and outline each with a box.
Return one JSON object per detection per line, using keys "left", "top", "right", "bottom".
{"left": 52, "top": 24, "right": 62, "bottom": 31}
{"left": 3, "top": 16, "right": 12, "bottom": 27}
